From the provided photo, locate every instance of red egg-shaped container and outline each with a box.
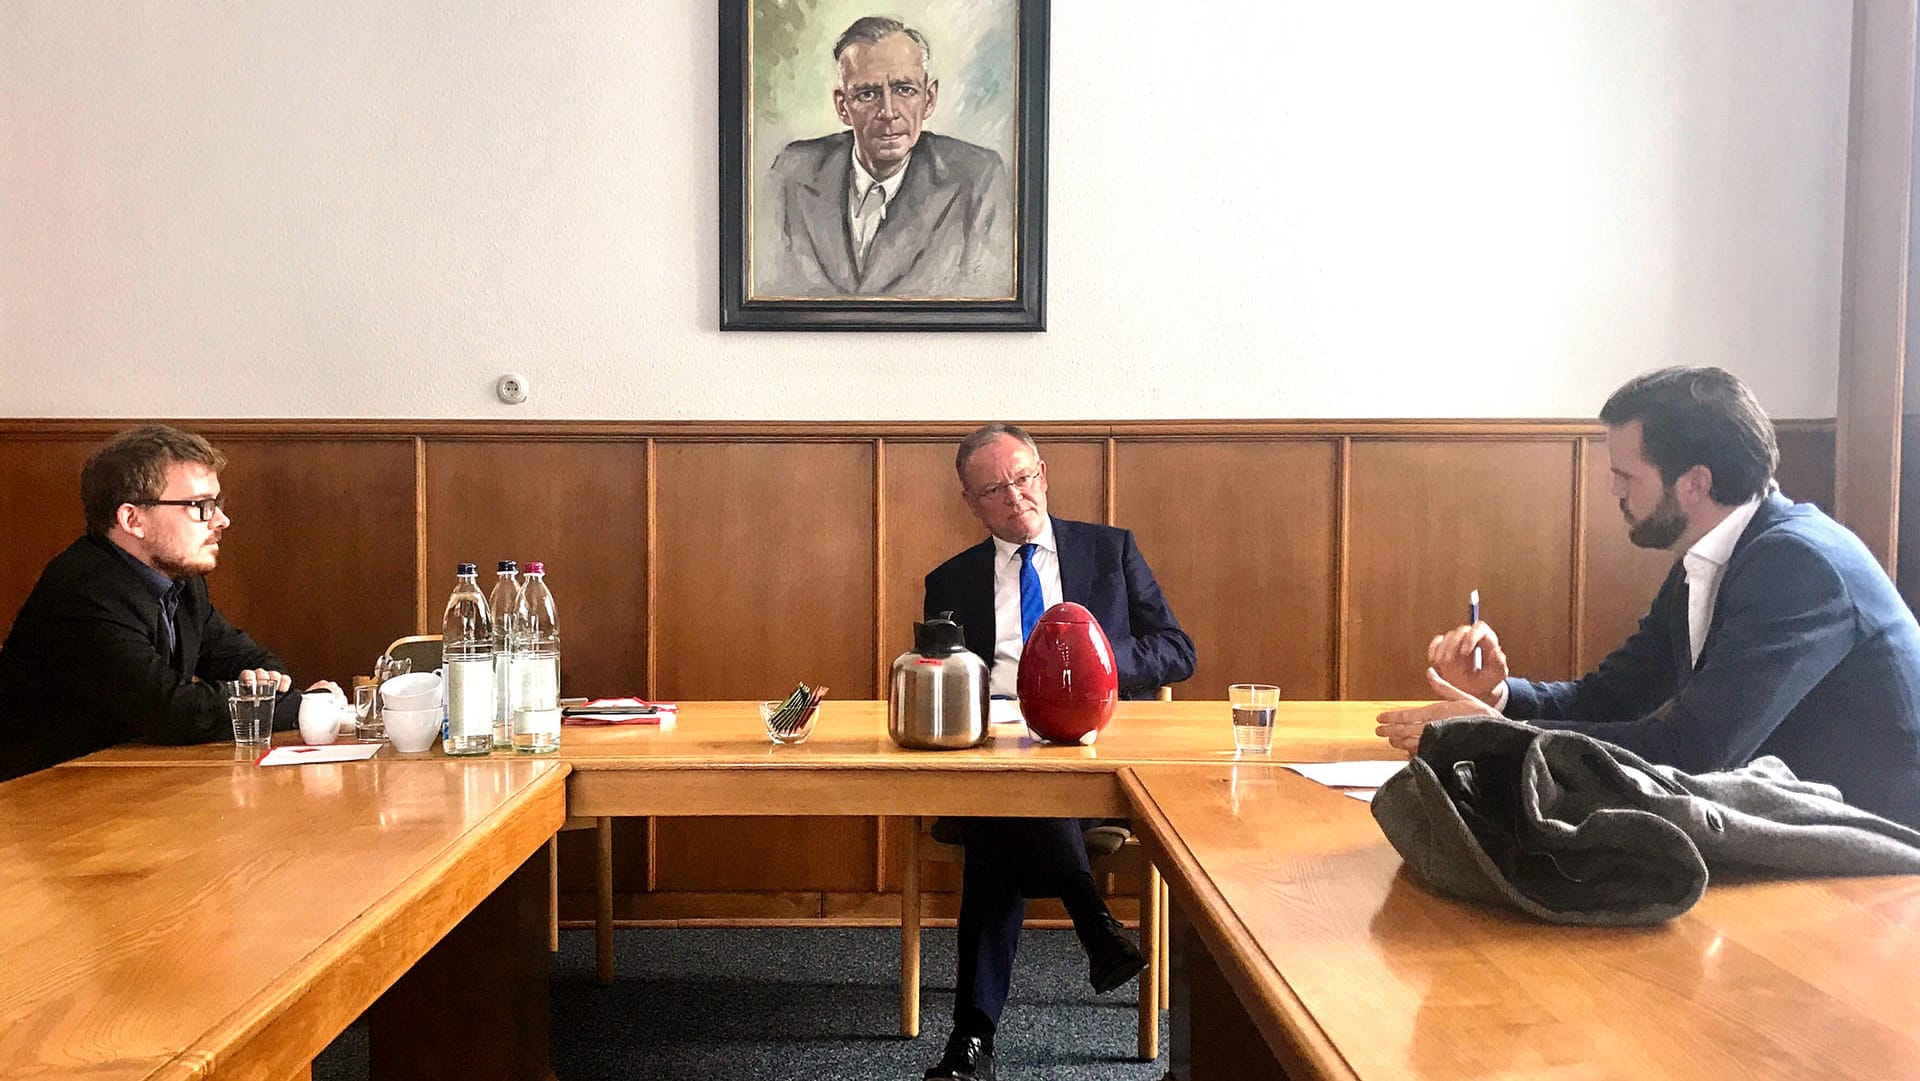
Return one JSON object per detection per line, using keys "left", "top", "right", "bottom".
{"left": 1017, "top": 602, "right": 1119, "bottom": 745}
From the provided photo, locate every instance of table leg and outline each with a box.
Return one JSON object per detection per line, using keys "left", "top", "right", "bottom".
{"left": 899, "top": 816, "right": 922, "bottom": 1038}
{"left": 1168, "top": 903, "right": 1288, "bottom": 1081}
{"left": 369, "top": 843, "right": 551, "bottom": 1081}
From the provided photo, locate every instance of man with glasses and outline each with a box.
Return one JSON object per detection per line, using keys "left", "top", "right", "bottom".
{"left": 0, "top": 425, "right": 316, "bottom": 780}
{"left": 758, "top": 15, "right": 1011, "bottom": 299}
{"left": 918, "top": 424, "right": 1195, "bottom": 1081}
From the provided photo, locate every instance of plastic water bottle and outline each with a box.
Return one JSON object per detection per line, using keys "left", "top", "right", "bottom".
{"left": 442, "top": 563, "right": 495, "bottom": 756}
{"left": 512, "top": 561, "right": 561, "bottom": 754}
{"left": 487, "top": 560, "right": 523, "bottom": 747}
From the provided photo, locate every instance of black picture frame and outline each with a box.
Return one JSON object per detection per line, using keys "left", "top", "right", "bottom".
{"left": 718, "top": 1, "right": 1048, "bottom": 331}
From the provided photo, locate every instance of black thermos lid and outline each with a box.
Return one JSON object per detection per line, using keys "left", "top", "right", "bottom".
{"left": 913, "top": 611, "right": 968, "bottom": 656}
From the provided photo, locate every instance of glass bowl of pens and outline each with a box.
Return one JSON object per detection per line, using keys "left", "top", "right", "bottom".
{"left": 759, "top": 682, "right": 827, "bottom": 745}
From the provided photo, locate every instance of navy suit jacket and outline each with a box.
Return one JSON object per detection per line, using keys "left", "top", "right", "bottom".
{"left": 0, "top": 534, "right": 296, "bottom": 780}
{"left": 1505, "top": 492, "right": 1920, "bottom": 828}
{"left": 923, "top": 517, "right": 1195, "bottom": 700}
{"left": 759, "top": 130, "right": 1012, "bottom": 299}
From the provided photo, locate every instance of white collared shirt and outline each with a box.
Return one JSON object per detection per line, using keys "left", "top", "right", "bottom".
{"left": 1681, "top": 493, "right": 1766, "bottom": 666}
{"left": 848, "top": 145, "right": 910, "bottom": 269}
{"left": 989, "top": 517, "right": 1063, "bottom": 698}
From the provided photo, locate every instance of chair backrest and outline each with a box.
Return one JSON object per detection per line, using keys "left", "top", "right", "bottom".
{"left": 384, "top": 634, "right": 443, "bottom": 674}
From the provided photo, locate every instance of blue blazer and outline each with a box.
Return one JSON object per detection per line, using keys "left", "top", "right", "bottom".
{"left": 1506, "top": 492, "right": 1920, "bottom": 828}
{"left": 923, "top": 517, "right": 1196, "bottom": 700}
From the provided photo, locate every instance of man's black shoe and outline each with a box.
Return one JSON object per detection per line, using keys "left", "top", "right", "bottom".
{"left": 1087, "top": 916, "right": 1147, "bottom": 993}
{"left": 924, "top": 1032, "right": 995, "bottom": 1080}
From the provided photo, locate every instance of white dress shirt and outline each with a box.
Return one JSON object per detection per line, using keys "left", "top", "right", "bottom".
{"left": 848, "top": 146, "right": 909, "bottom": 270}
{"left": 1680, "top": 493, "right": 1765, "bottom": 667}
{"left": 989, "top": 517, "right": 1063, "bottom": 698}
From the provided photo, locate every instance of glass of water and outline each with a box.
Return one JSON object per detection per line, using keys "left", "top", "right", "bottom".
{"left": 1228, "top": 683, "right": 1280, "bottom": 754}
{"left": 225, "top": 677, "right": 278, "bottom": 751}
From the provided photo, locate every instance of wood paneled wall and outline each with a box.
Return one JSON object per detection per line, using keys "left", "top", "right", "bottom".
{"left": 0, "top": 418, "right": 1836, "bottom": 925}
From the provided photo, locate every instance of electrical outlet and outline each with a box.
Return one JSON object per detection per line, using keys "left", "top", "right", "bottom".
{"left": 496, "top": 373, "right": 530, "bottom": 405}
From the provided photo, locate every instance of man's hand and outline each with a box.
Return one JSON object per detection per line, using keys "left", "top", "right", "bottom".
{"left": 1375, "top": 668, "right": 1501, "bottom": 752}
{"left": 1427, "top": 620, "right": 1510, "bottom": 701}
{"left": 239, "top": 669, "right": 293, "bottom": 693}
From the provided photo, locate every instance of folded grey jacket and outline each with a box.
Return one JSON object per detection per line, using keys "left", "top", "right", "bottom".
{"left": 1371, "top": 715, "right": 1920, "bottom": 925}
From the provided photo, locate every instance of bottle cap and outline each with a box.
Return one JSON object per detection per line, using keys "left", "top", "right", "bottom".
{"left": 524, "top": 561, "right": 545, "bottom": 574}
{"left": 497, "top": 560, "right": 517, "bottom": 573}
{"left": 456, "top": 562, "right": 477, "bottom": 576}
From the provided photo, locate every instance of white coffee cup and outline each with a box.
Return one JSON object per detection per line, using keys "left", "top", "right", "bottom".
{"left": 384, "top": 706, "right": 442, "bottom": 753}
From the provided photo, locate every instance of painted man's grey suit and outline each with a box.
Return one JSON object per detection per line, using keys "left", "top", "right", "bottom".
{"left": 757, "top": 130, "right": 1012, "bottom": 298}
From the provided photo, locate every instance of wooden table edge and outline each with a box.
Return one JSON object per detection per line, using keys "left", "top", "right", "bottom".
{"left": 150, "top": 762, "right": 570, "bottom": 1079}
{"left": 1120, "top": 766, "right": 1361, "bottom": 1081}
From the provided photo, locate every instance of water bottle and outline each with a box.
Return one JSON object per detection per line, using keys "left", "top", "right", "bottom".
{"left": 441, "top": 562, "right": 495, "bottom": 756}
{"left": 513, "top": 561, "right": 562, "bottom": 754}
{"left": 487, "top": 560, "right": 523, "bottom": 746}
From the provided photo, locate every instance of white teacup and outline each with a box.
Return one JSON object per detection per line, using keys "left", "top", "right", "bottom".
{"left": 384, "top": 706, "right": 442, "bottom": 753}
{"left": 380, "top": 672, "right": 443, "bottom": 712}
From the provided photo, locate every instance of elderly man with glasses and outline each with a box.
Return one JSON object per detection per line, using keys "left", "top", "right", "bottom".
{"left": 918, "top": 423, "right": 1196, "bottom": 1081}
{"left": 0, "top": 425, "right": 324, "bottom": 780}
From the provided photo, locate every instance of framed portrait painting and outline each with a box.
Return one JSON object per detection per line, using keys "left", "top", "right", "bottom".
{"left": 719, "top": 0, "right": 1048, "bottom": 330}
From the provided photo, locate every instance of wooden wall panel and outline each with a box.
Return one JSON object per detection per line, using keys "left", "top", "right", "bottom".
{"left": 1578, "top": 437, "right": 1674, "bottom": 674}
{"left": 1346, "top": 440, "right": 1577, "bottom": 699}
{"left": 1114, "top": 440, "right": 1339, "bottom": 699}
{"left": 0, "top": 439, "right": 94, "bottom": 642}
{"left": 189, "top": 438, "right": 416, "bottom": 687}
{"left": 424, "top": 440, "right": 648, "bottom": 696}
{"left": 1777, "top": 424, "right": 1838, "bottom": 512}
{"left": 653, "top": 441, "right": 874, "bottom": 700}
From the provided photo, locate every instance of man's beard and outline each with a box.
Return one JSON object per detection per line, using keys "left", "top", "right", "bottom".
{"left": 1625, "top": 487, "right": 1688, "bottom": 550}
{"left": 150, "top": 537, "right": 218, "bottom": 579}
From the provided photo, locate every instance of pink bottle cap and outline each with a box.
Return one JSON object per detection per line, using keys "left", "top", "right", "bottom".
{"left": 523, "top": 561, "right": 545, "bottom": 574}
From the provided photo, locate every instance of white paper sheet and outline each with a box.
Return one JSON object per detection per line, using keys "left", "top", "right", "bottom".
{"left": 988, "top": 699, "right": 1025, "bottom": 725}
{"left": 257, "top": 743, "right": 384, "bottom": 766}
{"left": 1280, "top": 760, "right": 1407, "bottom": 789}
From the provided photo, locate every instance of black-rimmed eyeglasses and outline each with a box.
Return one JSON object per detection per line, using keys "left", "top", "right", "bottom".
{"left": 140, "top": 495, "right": 225, "bottom": 522}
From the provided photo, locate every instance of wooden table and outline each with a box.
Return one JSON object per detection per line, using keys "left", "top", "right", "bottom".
{"left": 1122, "top": 764, "right": 1920, "bottom": 1081}
{"left": 1, "top": 757, "right": 566, "bottom": 1080}
{"left": 561, "top": 700, "right": 1399, "bottom": 817}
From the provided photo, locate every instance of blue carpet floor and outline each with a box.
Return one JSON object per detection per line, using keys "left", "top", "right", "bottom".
{"left": 315, "top": 926, "right": 1169, "bottom": 1080}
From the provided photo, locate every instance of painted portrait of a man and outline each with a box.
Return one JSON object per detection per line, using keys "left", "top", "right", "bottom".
{"left": 747, "top": 5, "right": 1021, "bottom": 302}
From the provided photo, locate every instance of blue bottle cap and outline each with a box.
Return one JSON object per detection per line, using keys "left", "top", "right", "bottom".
{"left": 498, "top": 560, "right": 517, "bottom": 572}
{"left": 456, "top": 562, "right": 478, "bottom": 576}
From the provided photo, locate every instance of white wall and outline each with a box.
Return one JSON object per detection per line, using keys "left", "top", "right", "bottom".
{"left": 1, "top": 1, "right": 1851, "bottom": 420}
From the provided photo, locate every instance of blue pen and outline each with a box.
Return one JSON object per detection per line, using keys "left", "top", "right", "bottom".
{"left": 1468, "top": 589, "right": 1482, "bottom": 672}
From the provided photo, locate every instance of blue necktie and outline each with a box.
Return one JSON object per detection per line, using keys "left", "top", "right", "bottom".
{"left": 1019, "top": 543, "right": 1044, "bottom": 641}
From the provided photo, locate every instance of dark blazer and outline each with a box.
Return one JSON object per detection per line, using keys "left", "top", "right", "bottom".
{"left": 0, "top": 535, "right": 294, "bottom": 780}
{"left": 1504, "top": 492, "right": 1920, "bottom": 828}
{"left": 923, "top": 517, "right": 1196, "bottom": 699}
{"left": 759, "top": 130, "right": 1012, "bottom": 298}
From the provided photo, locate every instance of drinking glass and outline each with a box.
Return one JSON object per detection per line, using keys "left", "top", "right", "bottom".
{"left": 1228, "top": 683, "right": 1280, "bottom": 754}
{"left": 225, "top": 677, "right": 277, "bottom": 750}
{"left": 354, "top": 683, "right": 384, "bottom": 741}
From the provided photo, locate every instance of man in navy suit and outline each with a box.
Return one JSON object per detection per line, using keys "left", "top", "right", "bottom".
{"left": 919, "top": 424, "right": 1196, "bottom": 1081}
{"left": 756, "top": 16, "right": 1012, "bottom": 299}
{"left": 1379, "top": 367, "right": 1920, "bottom": 830}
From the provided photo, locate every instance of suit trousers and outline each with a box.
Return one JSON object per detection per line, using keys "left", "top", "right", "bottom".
{"left": 953, "top": 816, "right": 1102, "bottom": 1035}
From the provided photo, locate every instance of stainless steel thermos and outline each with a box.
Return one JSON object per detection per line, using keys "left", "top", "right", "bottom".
{"left": 888, "top": 612, "right": 989, "bottom": 750}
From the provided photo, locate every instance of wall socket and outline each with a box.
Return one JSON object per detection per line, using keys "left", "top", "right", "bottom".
{"left": 496, "top": 373, "right": 530, "bottom": 405}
